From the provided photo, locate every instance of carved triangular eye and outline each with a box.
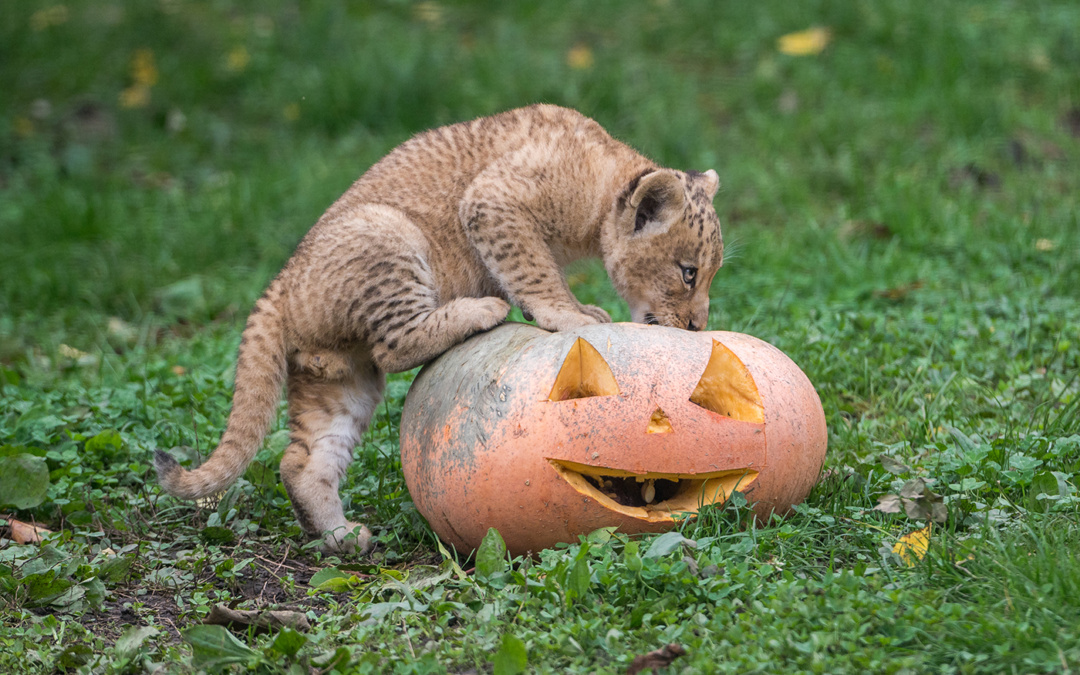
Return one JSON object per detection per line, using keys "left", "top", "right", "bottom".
{"left": 646, "top": 407, "right": 673, "bottom": 434}
{"left": 689, "top": 339, "right": 765, "bottom": 423}
{"left": 549, "top": 338, "right": 620, "bottom": 401}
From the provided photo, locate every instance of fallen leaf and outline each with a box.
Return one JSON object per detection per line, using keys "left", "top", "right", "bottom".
{"left": 949, "top": 163, "right": 1000, "bottom": 190}
{"left": 874, "top": 494, "right": 903, "bottom": 514}
{"left": 31, "top": 5, "right": 69, "bottom": 31}
{"left": 777, "top": 27, "right": 831, "bottom": 56}
{"left": 777, "top": 89, "right": 799, "bottom": 114}
{"left": 67, "top": 101, "right": 116, "bottom": 142}
{"left": 567, "top": 44, "right": 594, "bottom": 70}
{"left": 892, "top": 524, "right": 931, "bottom": 566}
{"left": 1007, "top": 138, "right": 1029, "bottom": 167}
{"left": 107, "top": 317, "right": 138, "bottom": 343}
{"left": 13, "top": 117, "right": 34, "bottom": 138}
{"left": 878, "top": 454, "right": 912, "bottom": 475}
{"left": 1035, "top": 238, "right": 1055, "bottom": 252}
{"left": 204, "top": 604, "right": 311, "bottom": 633}
{"left": 898, "top": 478, "right": 948, "bottom": 523}
{"left": 226, "top": 46, "right": 250, "bottom": 72}
{"left": 131, "top": 49, "right": 158, "bottom": 88}
{"left": 627, "top": 643, "right": 686, "bottom": 675}
{"left": 838, "top": 220, "right": 894, "bottom": 241}
{"left": 1, "top": 515, "right": 52, "bottom": 544}
{"left": 120, "top": 86, "right": 150, "bottom": 109}
{"left": 1063, "top": 108, "right": 1080, "bottom": 138}
{"left": 899, "top": 477, "right": 928, "bottom": 499}
{"left": 873, "top": 280, "right": 924, "bottom": 302}
{"left": 413, "top": 1, "right": 443, "bottom": 24}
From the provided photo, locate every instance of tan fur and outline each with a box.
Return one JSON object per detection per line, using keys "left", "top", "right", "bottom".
{"left": 155, "top": 105, "right": 724, "bottom": 553}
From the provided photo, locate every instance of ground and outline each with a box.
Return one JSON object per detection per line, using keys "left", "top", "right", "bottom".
{"left": 1, "top": 1, "right": 1079, "bottom": 673}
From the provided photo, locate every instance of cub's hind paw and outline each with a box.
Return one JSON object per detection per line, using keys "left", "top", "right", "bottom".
{"left": 320, "top": 522, "right": 373, "bottom": 555}
{"left": 295, "top": 350, "right": 352, "bottom": 380}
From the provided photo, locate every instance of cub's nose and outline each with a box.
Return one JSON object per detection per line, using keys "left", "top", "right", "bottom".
{"left": 687, "top": 319, "right": 701, "bottom": 331}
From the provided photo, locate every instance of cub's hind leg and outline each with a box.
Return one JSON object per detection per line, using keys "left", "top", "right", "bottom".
{"left": 368, "top": 293, "right": 510, "bottom": 373}
{"left": 331, "top": 208, "right": 509, "bottom": 374}
{"left": 279, "top": 354, "right": 384, "bottom": 553}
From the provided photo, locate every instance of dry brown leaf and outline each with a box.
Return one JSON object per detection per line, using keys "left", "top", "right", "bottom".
{"left": 1063, "top": 108, "right": 1080, "bottom": 138}
{"left": 204, "top": 604, "right": 311, "bottom": 633}
{"left": 627, "top": 643, "right": 686, "bottom": 674}
{"left": 1, "top": 515, "right": 52, "bottom": 544}
{"left": 873, "top": 280, "right": 924, "bottom": 302}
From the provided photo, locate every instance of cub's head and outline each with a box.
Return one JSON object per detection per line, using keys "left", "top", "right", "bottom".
{"left": 602, "top": 168, "right": 723, "bottom": 331}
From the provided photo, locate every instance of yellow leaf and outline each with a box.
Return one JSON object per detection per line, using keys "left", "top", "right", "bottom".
{"left": 14, "top": 117, "right": 35, "bottom": 138}
{"left": 131, "top": 49, "right": 158, "bottom": 87}
{"left": 226, "top": 46, "right": 250, "bottom": 73}
{"left": 413, "top": 2, "right": 443, "bottom": 24}
{"left": 31, "top": 5, "right": 69, "bottom": 31}
{"left": 283, "top": 103, "right": 300, "bottom": 122}
{"left": 777, "top": 27, "right": 831, "bottom": 56}
{"left": 119, "top": 85, "right": 150, "bottom": 109}
{"left": 892, "top": 524, "right": 931, "bottom": 566}
{"left": 567, "top": 44, "right": 594, "bottom": 70}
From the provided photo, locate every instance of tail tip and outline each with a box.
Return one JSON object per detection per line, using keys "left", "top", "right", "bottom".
{"left": 154, "top": 449, "right": 183, "bottom": 489}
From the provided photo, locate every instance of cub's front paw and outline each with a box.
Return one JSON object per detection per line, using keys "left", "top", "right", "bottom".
{"left": 578, "top": 304, "right": 613, "bottom": 324}
{"left": 534, "top": 309, "right": 602, "bottom": 333}
{"left": 461, "top": 296, "right": 512, "bottom": 332}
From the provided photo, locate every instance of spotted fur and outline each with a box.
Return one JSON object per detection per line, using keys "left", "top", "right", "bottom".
{"left": 154, "top": 105, "right": 724, "bottom": 553}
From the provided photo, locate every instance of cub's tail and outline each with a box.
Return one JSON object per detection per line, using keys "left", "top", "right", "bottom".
{"left": 154, "top": 281, "right": 288, "bottom": 500}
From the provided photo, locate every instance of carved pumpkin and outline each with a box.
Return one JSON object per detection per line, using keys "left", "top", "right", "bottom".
{"left": 400, "top": 322, "right": 826, "bottom": 556}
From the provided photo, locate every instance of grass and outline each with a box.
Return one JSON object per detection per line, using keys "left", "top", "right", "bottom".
{"left": 2, "top": 0, "right": 1079, "bottom": 672}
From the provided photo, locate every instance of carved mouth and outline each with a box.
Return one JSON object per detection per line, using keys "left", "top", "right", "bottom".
{"left": 548, "top": 459, "right": 758, "bottom": 523}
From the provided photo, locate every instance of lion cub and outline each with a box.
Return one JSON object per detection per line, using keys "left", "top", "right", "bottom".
{"left": 155, "top": 105, "right": 724, "bottom": 553}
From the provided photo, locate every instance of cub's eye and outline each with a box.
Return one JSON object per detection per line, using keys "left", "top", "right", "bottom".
{"left": 680, "top": 265, "right": 698, "bottom": 287}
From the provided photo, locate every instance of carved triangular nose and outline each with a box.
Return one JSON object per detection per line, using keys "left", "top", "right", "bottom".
{"left": 646, "top": 406, "right": 673, "bottom": 434}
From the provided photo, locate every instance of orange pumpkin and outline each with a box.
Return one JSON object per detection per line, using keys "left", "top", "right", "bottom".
{"left": 400, "top": 322, "right": 826, "bottom": 556}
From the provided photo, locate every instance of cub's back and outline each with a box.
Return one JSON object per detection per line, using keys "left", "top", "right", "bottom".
{"left": 324, "top": 105, "right": 617, "bottom": 229}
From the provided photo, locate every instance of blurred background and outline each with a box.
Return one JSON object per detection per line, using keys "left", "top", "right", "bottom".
{"left": 3, "top": 0, "right": 1077, "bottom": 340}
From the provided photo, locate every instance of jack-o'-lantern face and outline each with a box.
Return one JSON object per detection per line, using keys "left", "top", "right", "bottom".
{"left": 400, "top": 323, "right": 826, "bottom": 556}
{"left": 543, "top": 336, "right": 765, "bottom": 523}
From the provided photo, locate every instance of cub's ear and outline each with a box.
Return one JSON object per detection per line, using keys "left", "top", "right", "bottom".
{"left": 701, "top": 169, "right": 720, "bottom": 199}
{"left": 629, "top": 170, "right": 685, "bottom": 236}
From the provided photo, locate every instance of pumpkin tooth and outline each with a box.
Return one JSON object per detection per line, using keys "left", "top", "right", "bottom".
{"left": 642, "top": 479, "right": 656, "bottom": 504}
